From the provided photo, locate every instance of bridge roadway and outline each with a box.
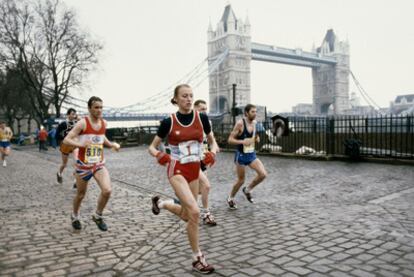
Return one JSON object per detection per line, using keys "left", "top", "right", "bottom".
{"left": 251, "top": 42, "right": 337, "bottom": 68}
{"left": 1, "top": 146, "right": 414, "bottom": 276}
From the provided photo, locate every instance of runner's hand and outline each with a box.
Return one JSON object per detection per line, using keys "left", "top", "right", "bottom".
{"left": 242, "top": 138, "right": 253, "bottom": 146}
{"left": 203, "top": 151, "right": 216, "bottom": 167}
{"left": 83, "top": 140, "right": 93, "bottom": 148}
{"left": 111, "top": 142, "right": 120, "bottom": 152}
{"left": 156, "top": 152, "right": 171, "bottom": 166}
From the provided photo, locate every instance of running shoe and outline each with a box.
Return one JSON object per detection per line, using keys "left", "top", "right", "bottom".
{"left": 227, "top": 197, "right": 237, "bottom": 210}
{"left": 71, "top": 215, "right": 81, "bottom": 230}
{"left": 73, "top": 183, "right": 77, "bottom": 189}
{"left": 202, "top": 212, "right": 217, "bottom": 226}
{"left": 151, "top": 196, "right": 160, "bottom": 215}
{"left": 57, "top": 172, "right": 63, "bottom": 184}
{"left": 192, "top": 254, "right": 215, "bottom": 274}
{"left": 242, "top": 187, "right": 254, "bottom": 203}
{"left": 2, "top": 160, "right": 6, "bottom": 167}
{"left": 92, "top": 214, "right": 108, "bottom": 231}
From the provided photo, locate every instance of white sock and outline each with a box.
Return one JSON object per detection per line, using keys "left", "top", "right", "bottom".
{"left": 72, "top": 212, "right": 80, "bottom": 219}
{"left": 228, "top": 196, "right": 234, "bottom": 201}
{"left": 94, "top": 211, "right": 103, "bottom": 218}
{"left": 245, "top": 187, "right": 251, "bottom": 193}
{"left": 193, "top": 250, "right": 202, "bottom": 260}
{"left": 158, "top": 199, "right": 174, "bottom": 209}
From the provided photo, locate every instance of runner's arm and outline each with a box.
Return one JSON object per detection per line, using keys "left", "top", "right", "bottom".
{"left": 103, "top": 136, "right": 116, "bottom": 148}
{"left": 148, "top": 135, "right": 163, "bottom": 157}
{"left": 149, "top": 117, "right": 170, "bottom": 157}
{"left": 227, "top": 120, "right": 244, "bottom": 145}
{"left": 206, "top": 132, "right": 219, "bottom": 154}
{"left": 254, "top": 122, "right": 260, "bottom": 143}
{"left": 56, "top": 122, "right": 65, "bottom": 143}
{"left": 200, "top": 114, "right": 218, "bottom": 153}
{"left": 63, "top": 120, "right": 86, "bottom": 148}
{"left": 102, "top": 120, "right": 117, "bottom": 148}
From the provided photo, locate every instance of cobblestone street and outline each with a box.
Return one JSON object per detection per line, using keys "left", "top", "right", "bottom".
{"left": 1, "top": 146, "right": 413, "bottom": 276}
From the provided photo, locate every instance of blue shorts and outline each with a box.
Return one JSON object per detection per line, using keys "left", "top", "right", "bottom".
{"left": 0, "top": 141, "right": 11, "bottom": 148}
{"left": 234, "top": 151, "right": 257, "bottom": 166}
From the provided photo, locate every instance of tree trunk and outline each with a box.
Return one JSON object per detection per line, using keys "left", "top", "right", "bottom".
{"left": 6, "top": 109, "right": 15, "bottom": 134}
{"left": 27, "top": 117, "right": 32, "bottom": 134}
{"left": 16, "top": 118, "right": 21, "bottom": 135}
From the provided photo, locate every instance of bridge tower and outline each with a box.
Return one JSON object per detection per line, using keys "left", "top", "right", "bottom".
{"left": 312, "top": 30, "right": 350, "bottom": 114}
{"left": 207, "top": 4, "right": 251, "bottom": 113}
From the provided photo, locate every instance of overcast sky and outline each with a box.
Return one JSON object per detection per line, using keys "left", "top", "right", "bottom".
{"left": 65, "top": 0, "right": 414, "bottom": 113}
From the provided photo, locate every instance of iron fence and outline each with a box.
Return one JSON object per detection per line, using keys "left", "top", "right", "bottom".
{"left": 213, "top": 115, "right": 414, "bottom": 160}
{"left": 106, "top": 115, "right": 414, "bottom": 160}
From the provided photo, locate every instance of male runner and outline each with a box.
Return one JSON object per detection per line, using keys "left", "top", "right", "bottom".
{"left": 56, "top": 108, "right": 78, "bottom": 184}
{"left": 64, "top": 97, "right": 120, "bottom": 231}
{"left": 227, "top": 104, "right": 267, "bottom": 209}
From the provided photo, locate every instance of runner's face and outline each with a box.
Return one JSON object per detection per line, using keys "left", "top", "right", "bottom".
{"left": 0, "top": 123, "right": 4, "bottom": 129}
{"left": 68, "top": 111, "right": 77, "bottom": 121}
{"left": 89, "top": 101, "right": 103, "bottom": 119}
{"left": 176, "top": 87, "right": 193, "bottom": 111}
{"left": 195, "top": 103, "right": 207, "bottom": 113}
{"left": 246, "top": 108, "right": 257, "bottom": 121}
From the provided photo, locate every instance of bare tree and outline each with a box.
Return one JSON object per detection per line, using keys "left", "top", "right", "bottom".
{"left": 0, "top": 67, "right": 35, "bottom": 133}
{"left": 0, "top": 0, "right": 102, "bottom": 122}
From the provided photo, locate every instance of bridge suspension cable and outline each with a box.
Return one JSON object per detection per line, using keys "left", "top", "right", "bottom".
{"left": 104, "top": 49, "right": 228, "bottom": 113}
{"left": 61, "top": 48, "right": 229, "bottom": 115}
{"left": 103, "top": 59, "right": 209, "bottom": 113}
{"left": 350, "top": 70, "right": 384, "bottom": 113}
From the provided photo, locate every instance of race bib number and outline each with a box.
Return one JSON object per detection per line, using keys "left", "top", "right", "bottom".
{"left": 85, "top": 144, "right": 103, "bottom": 164}
{"left": 178, "top": 140, "right": 202, "bottom": 164}
{"left": 243, "top": 139, "right": 255, "bottom": 153}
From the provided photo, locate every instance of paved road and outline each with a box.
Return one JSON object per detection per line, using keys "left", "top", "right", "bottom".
{"left": 0, "top": 146, "right": 413, "bottom": 276}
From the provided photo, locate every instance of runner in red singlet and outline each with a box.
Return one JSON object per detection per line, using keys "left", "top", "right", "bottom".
{"left": 64, "top": 96, "right": 120, "bottom": 231}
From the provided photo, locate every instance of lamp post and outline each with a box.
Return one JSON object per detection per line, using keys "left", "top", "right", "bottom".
{"left": 232, "top": 83, "right": 237, "bottom": 125}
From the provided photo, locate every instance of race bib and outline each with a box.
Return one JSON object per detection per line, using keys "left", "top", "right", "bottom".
{"left": 178, "top": 140, "right": 202, "bottom": 164}
{"left": 243, "top": 139, "right": 255, "bottom": 153}
{"left": 85, "top": 144, "right": 103, "bottom": 164}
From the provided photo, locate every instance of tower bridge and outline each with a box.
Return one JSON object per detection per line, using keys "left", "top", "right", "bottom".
{"left": 208, "top": 4, "right": 350, "bottom": 115}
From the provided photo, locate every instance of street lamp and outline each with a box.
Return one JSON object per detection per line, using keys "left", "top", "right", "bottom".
{"left": 232, "top": 83, "right": 237, "bottom": 125}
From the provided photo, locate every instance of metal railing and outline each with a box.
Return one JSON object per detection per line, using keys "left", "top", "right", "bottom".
{"left": 213, "top": 115, "right": 414, "bottom": 160}
{"left": 106, "top": 114, "right": 414, "bottom": 160}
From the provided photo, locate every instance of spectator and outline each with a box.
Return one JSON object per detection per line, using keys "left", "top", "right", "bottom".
{"left": 38, "top": 126, "right": 48, "bottom": 151}
{"left": 18, "top": 133, "right": 25, "bottom": 146}
{"left": 48, "top": 126, "right": 57, "bottom": 149}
